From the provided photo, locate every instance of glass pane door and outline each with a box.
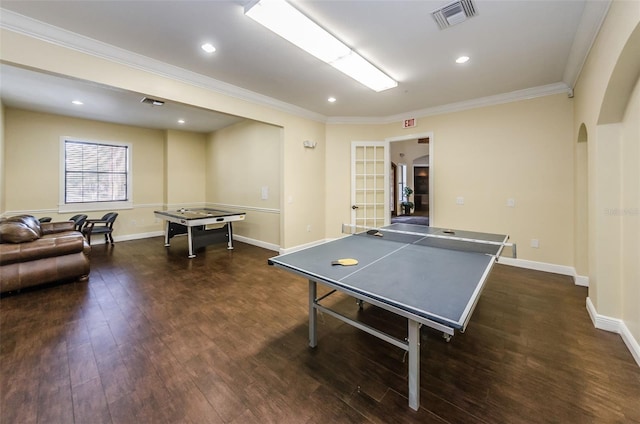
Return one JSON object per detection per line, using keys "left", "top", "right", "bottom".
{"left": 351, "top": 142, "right": 388, "bottom": 229}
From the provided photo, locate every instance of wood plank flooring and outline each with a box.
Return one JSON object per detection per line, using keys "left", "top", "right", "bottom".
{"left": 1, "top": 237, "right": 639, "bottom": 423}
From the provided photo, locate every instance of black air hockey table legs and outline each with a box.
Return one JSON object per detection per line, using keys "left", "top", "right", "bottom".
{"left": 163, "top": 221, "right": 235, "bottom": 258}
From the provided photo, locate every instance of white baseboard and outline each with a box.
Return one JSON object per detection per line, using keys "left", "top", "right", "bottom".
{"left": 586, "top": 297, "right": 640, "bottom": 367}
{"left": 498, "top": 257, "right": 589, "bottom": 287}
{"left": 620, "top": 321, "right": 640, "bottom": 368}
{"left": 574, "top": 274, "right": 589, "bottom": 287}
{"left": 119, "top": 230, "right": 165, "bottom": 242}
{"left": 279, "top": 238, "right": 331, "bottom": 255}
{"left": 90, "top": 230, "right": 164, "bottom": 245}
{"left": 233, "top": 235, "right": 279, "bottom": 252}
{"left": 586, "top": 297, "right": 622, "bottom": 332}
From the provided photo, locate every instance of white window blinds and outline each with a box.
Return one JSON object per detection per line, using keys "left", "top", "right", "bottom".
{"left": 64, "top": 140, "right": 128, "bottom": 203}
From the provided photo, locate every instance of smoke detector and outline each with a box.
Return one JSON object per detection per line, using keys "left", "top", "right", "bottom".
{"left": 140, "top": 97, "right": 165, "bottom": 106}
{"left": 432, "top": 0, "right": 477, "bottom": 30}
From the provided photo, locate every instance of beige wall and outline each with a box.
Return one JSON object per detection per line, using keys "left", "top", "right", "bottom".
{"left": 206, "top": 120, "right": 281, "bottom": 247}
{"left": 573, "top": 0, "right": 640, "bottom": 350}
{"left": 327, "top": 94, "right": 574, "bottom": 265}
{"left": 164, "top": 129, "right": 207, "bottom": 207}
{"left": 4, "top": 108, "right": 165, "bottom": 235}
{"left": 325, "top": 124, "right": 391, "bottom": 235}
{"left": 620, "top": 78, "right": 640, "bottom": 345}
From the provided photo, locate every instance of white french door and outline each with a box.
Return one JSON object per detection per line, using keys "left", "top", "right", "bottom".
{"left": 351, "top": 141, "right": 389, "bottom": 229}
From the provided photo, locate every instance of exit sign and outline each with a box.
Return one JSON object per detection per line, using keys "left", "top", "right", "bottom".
{"left": 402, "top": 118, "right": 416, "bottom": 129}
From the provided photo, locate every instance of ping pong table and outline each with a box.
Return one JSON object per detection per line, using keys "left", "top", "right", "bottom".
{"left": 154, "top": 208, "right": 245, "bottom": 258}
{"left": 268, "top": 223, "right": 513, "bottom": 411}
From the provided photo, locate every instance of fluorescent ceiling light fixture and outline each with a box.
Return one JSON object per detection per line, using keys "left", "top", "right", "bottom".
{"left": 201, "top": 43, "right": 216, "bottom": 53}
{"left": 178, "top": 119, "right": 186, "bottom": 124}
{"left": 71, "top": 100, "right": 83, "bottom": 105}
{"left": 245, "top": 0, "right": 397, "bottom": 92}
{"left": 456, "top": 55, "right": 470, "bottom": 64}
{"left": 327, "top": 97, "right": 336, "bottom": 103}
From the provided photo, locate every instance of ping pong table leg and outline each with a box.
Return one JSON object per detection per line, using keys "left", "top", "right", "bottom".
{"left": 187, "top": 227, "right": 195, "bottom": 258}
{"left": 408, "top": 320, "right": 420, "bottom": 411}
{"left": 226, "top": 223, "right": 234, "bottom": 250}
{"left": 164, "top": 221, "right": 170, "bottom": 246}
{"left": 309, "top": 280, "right": 318, "bottom": 348}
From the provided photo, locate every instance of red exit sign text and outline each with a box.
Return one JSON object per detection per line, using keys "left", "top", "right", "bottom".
{"left": 402, "top": 118, "right": 416, "bottom": 129}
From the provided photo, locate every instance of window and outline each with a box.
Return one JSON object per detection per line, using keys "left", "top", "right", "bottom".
{"left": 59, "top": 138, "right": 132, "bottom": 212}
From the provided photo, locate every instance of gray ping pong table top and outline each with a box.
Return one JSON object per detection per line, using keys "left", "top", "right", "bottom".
{"left": 269, "top": 224, "right": 508, "bottom": 330}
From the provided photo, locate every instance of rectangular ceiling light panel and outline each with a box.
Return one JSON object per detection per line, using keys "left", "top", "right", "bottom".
{"left": 245, "top": 0, "right": 350, "bottom": 63}
{"left": 330, "top": 52, "right": 398, "bottom": 93}
{"left": 245, "top": 0, "right": 397, "bottom": 92}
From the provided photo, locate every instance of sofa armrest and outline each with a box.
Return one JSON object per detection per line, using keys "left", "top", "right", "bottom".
{"left": 41, "top": 221, "right": 75, "bottom": 235}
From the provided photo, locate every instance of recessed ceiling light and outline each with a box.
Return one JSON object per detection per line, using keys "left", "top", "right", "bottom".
{"left": 71, "top": 100, "right": 83, "bottom": 105}
{"left": 456, "top": 56, "right": 470, "bottom": 64}
{"left": 328, "top": 97, "right": 336, "bottom": 103}
{"left": 201, "top": 43, "right": 216, "bottom": 53}
{"left": 178, "top": 119, "right": 185, "bottom": 124}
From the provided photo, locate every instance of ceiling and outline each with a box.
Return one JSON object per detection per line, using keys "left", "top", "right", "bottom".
{"left": 0, "top": 0, "right": 610, "bottom": 133}
{"left": 0, "top": 64, "right": 245, "bottom": 133}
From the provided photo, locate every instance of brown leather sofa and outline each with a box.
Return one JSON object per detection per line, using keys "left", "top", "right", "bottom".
{"left": 0, "top": 215, "right": 90, "bottom": 294}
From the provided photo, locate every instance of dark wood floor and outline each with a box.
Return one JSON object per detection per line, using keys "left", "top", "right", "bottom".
{"left": 2, "top": 237, "right": 639, "bottom": 423}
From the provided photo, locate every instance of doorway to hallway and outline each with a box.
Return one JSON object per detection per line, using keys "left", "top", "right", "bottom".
{"left": 388, "top": 133, "right": 431, "bottom": 226}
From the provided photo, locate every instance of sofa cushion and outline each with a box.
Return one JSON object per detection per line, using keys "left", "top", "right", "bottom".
{"left": 0, "top": 231, "right": 87, "bottom": 265}
{"left": 0, "top": 221, "right": 40, "bottom": 244}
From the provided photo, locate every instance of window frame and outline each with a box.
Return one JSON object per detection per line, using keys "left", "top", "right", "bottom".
{"left": 59, "top": 137, "right": 133, "bottom": 213}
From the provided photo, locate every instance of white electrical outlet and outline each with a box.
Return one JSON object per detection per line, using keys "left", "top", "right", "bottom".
{"left": 531, "top": 239, "right": 539, "bottom": 248}
{"left": 306, "top": 225, "right": 311, "bottom": 232}
{"left": 507, "top": 198, "right": 516, "bottom": 207}
{"left": 456, "top": 196, "right": 464, "bottom": 205}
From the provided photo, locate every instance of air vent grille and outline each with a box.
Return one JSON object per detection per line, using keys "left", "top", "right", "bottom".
{"left": 140, "top": 97, "right": 164, "bottom": 106}
{"left": 432, "top": 0, "right": 477, "bottom": 30}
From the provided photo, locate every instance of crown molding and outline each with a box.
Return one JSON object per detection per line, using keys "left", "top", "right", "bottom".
{"left": 327, "top": 82, "right": 571, "bottom": 125}
{"left": 0, "top": 9, "right": 327, "bottom": 123}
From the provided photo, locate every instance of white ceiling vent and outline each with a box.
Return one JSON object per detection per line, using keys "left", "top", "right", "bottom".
{"left": 140, "top": 96, "right": 164, "bottom": 106}
{"left": 432, "top": 0, "right": 477, "bottom": 30}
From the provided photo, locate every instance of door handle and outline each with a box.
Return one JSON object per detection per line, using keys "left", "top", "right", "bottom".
{"left": 352, "top": 205, "right": 359, "bottom": 209}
